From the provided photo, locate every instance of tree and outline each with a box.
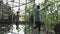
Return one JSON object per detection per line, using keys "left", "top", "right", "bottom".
{"left": 0, "top": 1, "right": 16, "bottom": 34}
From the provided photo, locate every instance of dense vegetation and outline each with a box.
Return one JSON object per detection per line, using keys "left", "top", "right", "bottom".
{"left": 0, "top": 0, "right": 60, "bottom": 34}
{"left": 24, "top": 0, "right": 60, "bottom": 33}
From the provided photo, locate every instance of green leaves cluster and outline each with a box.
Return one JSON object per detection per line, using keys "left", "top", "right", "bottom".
{"left": 24, "top": 0, "right": 60, "bottom": 31}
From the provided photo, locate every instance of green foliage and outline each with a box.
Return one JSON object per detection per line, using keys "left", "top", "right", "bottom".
{"left": 38, "top": 0, "right": 60, "bottom": 30}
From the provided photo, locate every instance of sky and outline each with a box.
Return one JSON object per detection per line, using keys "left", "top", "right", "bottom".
{"left": 3, "top": 0, "right": 44, "bottom": 34}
